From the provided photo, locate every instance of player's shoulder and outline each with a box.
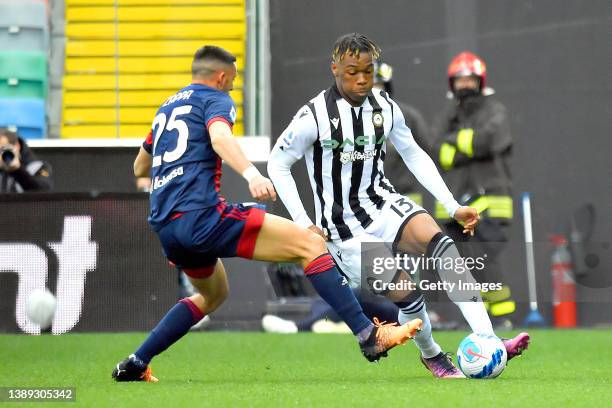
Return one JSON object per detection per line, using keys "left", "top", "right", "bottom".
{"left": 189, "top": 84, "right": 233, "bottom": 106}
{"left": 302, "top": 89, "right": 328, "bottom": 109}
{"left": 290, "top": 103, "right": 318, "bottom": 130}
{"left": 290, "top": 89, "right": 327, "bottom": 119}
{"left": 371, "top": 87, "right": 395, "bottom": 106}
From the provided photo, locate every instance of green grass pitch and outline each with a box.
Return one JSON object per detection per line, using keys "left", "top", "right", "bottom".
{"left": 1, "top": 329, "right": 611, "bottom": 407}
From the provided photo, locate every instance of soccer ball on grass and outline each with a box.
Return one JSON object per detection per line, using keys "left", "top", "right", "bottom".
{"left": 457, "top": 333, "right": 507, "bottom": 379}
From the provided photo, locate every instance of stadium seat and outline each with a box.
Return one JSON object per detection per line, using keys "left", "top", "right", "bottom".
{"left": 0, "top": 51, "right": 48, "bottom": 99}
{"left": 0, "top": 98, "right": 46, "bottom": 139}
{"left": 0, "top": 1, "right": 49, "bottom": 52}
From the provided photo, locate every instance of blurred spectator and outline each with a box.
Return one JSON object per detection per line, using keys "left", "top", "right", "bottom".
{"left": 0, "top": 128, "right": 52, "bottom": 193}
{"left": 430, "top": 51, "right": 515, "bottom": 328}
{"left": 373, "top": 61, "right": 430, "bottom": 203}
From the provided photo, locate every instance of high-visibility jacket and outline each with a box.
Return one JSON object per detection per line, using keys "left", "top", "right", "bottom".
{"left": 431, "top": 94, "right": 513, "bottom": 221}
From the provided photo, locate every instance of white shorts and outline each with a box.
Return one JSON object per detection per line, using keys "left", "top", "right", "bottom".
{"left": 327, "top": 193, "right": 427, "bottom": 288}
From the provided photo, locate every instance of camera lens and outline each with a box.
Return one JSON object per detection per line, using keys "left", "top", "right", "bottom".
{"left": 1, "top": 149, "right": 15, "bottom": 163}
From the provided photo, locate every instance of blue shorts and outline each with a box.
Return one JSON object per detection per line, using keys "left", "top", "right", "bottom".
{"left": 157, "top": 201, "right": 266, "bottom": 278}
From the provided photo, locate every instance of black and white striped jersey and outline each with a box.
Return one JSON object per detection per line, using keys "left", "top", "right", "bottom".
{"left": 270, "top": 84, "right": 459, "bottom": 242}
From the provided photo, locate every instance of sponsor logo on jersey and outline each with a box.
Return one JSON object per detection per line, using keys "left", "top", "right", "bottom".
{"left": 372, "top": 111, "right": 384, "bottom": 128}
{"left": 152, "top": 166, "right": 184, "bottom": 190}
{"left": 321, "top": 134, "right": 386, "bottom": 150}
{"left": 339, "top": 149, "right": 377, "bottom": 164}
{"left": 279, "top": 131, "right": 295, "bottom": 151}
{"left": 229, "top": 106, "right": 237, "bottom": 122}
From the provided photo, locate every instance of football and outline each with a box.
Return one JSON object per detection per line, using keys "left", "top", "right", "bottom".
{"left": 457, "top": 333, "right": 507, "bottom": 379}
{"left": 25, "top": 289, "right": 57, "bottom": 331}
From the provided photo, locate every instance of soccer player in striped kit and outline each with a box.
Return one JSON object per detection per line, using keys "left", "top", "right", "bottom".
{"left": 112, "top": 45, "right": 423, "bottom": 382}
{"left": 268, "top": 33, "right": 529, "bottom": 378}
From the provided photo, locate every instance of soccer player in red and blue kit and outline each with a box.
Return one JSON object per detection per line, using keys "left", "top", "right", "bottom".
{"left": 112, "top": 46, "right": 423, "bottom": 382}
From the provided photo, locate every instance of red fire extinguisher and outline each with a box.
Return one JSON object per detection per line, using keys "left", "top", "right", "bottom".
{"left": 550, "top": 235, "right": 577, "bottom": 327}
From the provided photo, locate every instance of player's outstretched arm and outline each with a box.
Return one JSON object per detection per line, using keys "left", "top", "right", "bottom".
{"left": 134, "top": 146, "right": 152, "bottom": 177}
{"left": 209, "top": 121, "right": 276, "bottom": 201}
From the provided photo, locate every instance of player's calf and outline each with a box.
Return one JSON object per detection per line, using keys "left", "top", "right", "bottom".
{"left": 185, "top": 260, "right": 229, "bottom": 315}
{"left": 395, "top": 288, "right": 443, "bottom": 360}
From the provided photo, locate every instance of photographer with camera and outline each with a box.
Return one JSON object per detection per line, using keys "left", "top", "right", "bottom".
{"left": 0, "top": 128, "right": 52, "bottom": 193}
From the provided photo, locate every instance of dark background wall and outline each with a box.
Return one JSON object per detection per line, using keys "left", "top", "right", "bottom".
{"left": 269, "top": 0, "right": 612, "bottom": 325}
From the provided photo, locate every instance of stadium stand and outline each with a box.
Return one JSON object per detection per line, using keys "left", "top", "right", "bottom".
{"left": 0, "top": 98, "right": 46, "bottom": 139}
{"left": 0, "top": 0, "right": 49, "bottom": 138}
{"left": 0, "top": 51, "right": 48, "bottom": 99}
{"left": 62, "top": 0, "right": 247, "bottom": 139}
{"left": 0, "top": 0, "right": 49, "bottom": 52}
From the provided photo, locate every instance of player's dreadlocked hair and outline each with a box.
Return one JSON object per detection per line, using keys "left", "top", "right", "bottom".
{"left": 332, "top": 33, "right": 381, "bottom": 62}
{"left": 192, "top": 45, "right": 236, "bottom": 77}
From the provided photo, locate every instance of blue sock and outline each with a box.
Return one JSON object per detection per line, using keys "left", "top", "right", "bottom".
{"left": 135, "top": 298, "right": 203, "bottom": 364}
{"left": 304, "top": 254, "right": 372, "bottom": 335}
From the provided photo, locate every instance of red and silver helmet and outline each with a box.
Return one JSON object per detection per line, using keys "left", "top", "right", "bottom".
{"left": 447, "top": 51, "right": 487, "bottom": 92}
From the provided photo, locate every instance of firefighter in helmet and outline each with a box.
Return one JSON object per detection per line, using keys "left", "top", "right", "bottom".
{"left": 431, "top": 51, "right": 516, "bottom": 328}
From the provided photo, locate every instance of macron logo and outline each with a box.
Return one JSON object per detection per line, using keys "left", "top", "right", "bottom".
{"left": 330, "top": 118, "right": 339, "bottom": 129}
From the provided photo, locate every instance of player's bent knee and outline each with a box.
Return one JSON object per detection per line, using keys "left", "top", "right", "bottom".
{"left": 296, "top": 230, "right": 327, "bottom": 264}
{"left": 187, "top": 293, "right": 206, "bottom": 313}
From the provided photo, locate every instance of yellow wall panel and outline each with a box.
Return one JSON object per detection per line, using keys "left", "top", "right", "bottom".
{"left": 229, "top": 90, "right": 243, "bottom": 105}
{"left": 232, "top": 122, "right": 244, "bottom": 136}
{"left": 63, "top": 89, "right": 243, "bottom": 107}
{"left": 66, "top": 56, "right": 244, "bottom": 73}
{"left": 64, "top": 106, "right": 244, "bottom": 125}
{"left": 67, "top": 6, "right": 244, "bottom": 22}
{"left": 67, "top": 40, "right": 244, "bottom": 57}
{"left": 61, "top": 121, "right": 244, "bottom": 138}
{"left": 64, "top": 90, "right": 171, "bottom": 107}
{"left": 63, "top": 0, "right": 246, "bottom": 139}
{"left": 64, "top": 73, "right": 243, "bottom": 90}
{"left": 67, "top": 0, "right": 244, "bottom": 6}
{"left": 63, "top": 107, "right": 156, "bottom": 124}
{"left": 67, "top": 22, "right": 245, "bottom": 40}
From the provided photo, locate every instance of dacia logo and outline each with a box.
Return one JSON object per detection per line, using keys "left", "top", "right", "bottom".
{"left": 321, "top": 134, "right": 386, "bottom": 150}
